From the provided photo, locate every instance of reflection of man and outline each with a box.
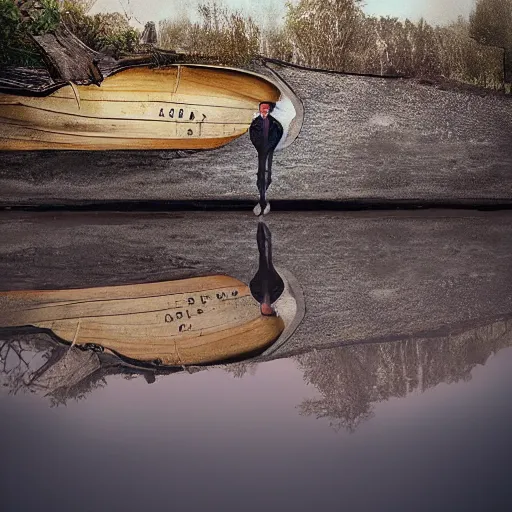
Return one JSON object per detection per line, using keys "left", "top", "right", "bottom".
{"left": 249, "top": 102, "right": 283, "bottom": 216}
{"left": 250, "top": 220, "right": 284, "bottom": 316}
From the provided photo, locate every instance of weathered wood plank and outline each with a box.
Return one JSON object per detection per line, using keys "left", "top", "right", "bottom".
{"left": 31, "top": 26, "right": 103, "bottom": 85}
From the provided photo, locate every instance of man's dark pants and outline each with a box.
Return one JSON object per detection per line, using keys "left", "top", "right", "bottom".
{"left": 257, "top": 149, "right": 274, "bottom": 203}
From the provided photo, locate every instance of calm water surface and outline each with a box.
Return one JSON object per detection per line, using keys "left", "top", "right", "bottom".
{"left": 2, "top": 330, "right": 512, "bottom": 512}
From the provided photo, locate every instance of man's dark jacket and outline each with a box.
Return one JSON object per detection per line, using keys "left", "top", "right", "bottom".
{"left": 249, "top": 114, "right": 283, "bottom": 153}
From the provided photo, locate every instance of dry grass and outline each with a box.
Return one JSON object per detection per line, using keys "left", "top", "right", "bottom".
{"left": 158, "top": 0, "right": 509, "bottom": 92}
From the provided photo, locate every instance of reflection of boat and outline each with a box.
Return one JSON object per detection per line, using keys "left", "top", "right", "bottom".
{"left": 0, "top": 65, "right": 284, "bottom": 151}
{"left": 0, "top": 275, "right": 288, "bottom": 365}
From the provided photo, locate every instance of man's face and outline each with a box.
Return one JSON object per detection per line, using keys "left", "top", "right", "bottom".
{"left": 259, "top": 103, "right": 271, "bottom": 117}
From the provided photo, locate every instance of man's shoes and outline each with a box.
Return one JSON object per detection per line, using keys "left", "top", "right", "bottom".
{"left": 254, "top": 199, "right": 270, "bottom": 216}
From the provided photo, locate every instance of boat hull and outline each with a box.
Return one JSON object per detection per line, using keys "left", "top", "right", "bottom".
{"left": 0, "top": 275, "right": 285, "bottom": 365}
{"left": 0, "top": 65, "right": 281, "bottom": 151}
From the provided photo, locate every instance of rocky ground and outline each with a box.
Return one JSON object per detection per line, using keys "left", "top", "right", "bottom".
{"left": 0, "top": 62, "right": 511, "bottom": 205}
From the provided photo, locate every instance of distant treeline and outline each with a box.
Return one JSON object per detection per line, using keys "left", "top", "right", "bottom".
{"left": 159, "top": 0, "right": 511, "bottom": 91}
{"left": 2, "top": 0, "right": 511, "bottom": 92}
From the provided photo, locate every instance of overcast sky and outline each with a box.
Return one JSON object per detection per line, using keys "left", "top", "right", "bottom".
{"left": 90, "top": 0, "right": 477, "bottom": 29}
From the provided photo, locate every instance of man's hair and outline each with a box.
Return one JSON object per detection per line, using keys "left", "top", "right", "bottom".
{"left": 259, "top": 101, "right": 275, "bottom": 112}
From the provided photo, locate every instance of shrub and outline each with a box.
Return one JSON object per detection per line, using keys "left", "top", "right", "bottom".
{"left": 61, "top": 1, "right": 140, "bottom": 56}
{"left": 0, "top": 0, "right": 60, "bottom": 66}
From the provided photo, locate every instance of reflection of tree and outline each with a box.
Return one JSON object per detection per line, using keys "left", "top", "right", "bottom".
{"left": 223, "top": 361, "right": 257, "bottom": 379}
{"left": 0, "top": 331, "right": 185, "bottom": 405}
{"left": 0, "top": 332, "right": 106, "bottom": 406}
{"left": 298, "top": 345, "right": 376, "bottom": 432}
{"left": 0, "top": 334, "right": 54, "bottom": 396}
{"left": 297, "top": 317, "right": 512, "bottom": 432}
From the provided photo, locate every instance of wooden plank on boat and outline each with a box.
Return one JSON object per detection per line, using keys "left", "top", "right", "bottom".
{"left": 0, "top": 275, "right": 285, "bottom": 365}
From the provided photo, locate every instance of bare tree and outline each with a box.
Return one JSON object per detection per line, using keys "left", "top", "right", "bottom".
{"left": 470, "top": 0, "right": 512, "bottom": 87}
{"left": 285, "top": 0, "right": 364, "bottom": 69}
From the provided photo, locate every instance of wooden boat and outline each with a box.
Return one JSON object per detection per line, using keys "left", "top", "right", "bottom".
{"left": 0, "top": 64, "right": 283, "bottom": 151}
{"left": 0, "top": 275, "right": 292, "bottom": 365}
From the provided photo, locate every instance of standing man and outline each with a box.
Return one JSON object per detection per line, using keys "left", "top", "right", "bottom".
{"left": 249, "top": 102, "right": 283, "bottom": 216}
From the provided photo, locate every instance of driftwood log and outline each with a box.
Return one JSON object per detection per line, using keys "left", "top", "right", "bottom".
{"left": 31, "top": 25, "right": 103, "bottom": 85}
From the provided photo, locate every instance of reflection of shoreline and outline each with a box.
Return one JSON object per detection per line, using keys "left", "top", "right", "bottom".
{"left": 296, "top": 316, "right": 512, "bottom": 433}
{"left": 2, "top": 314, "right": 511, "bottom": 411}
